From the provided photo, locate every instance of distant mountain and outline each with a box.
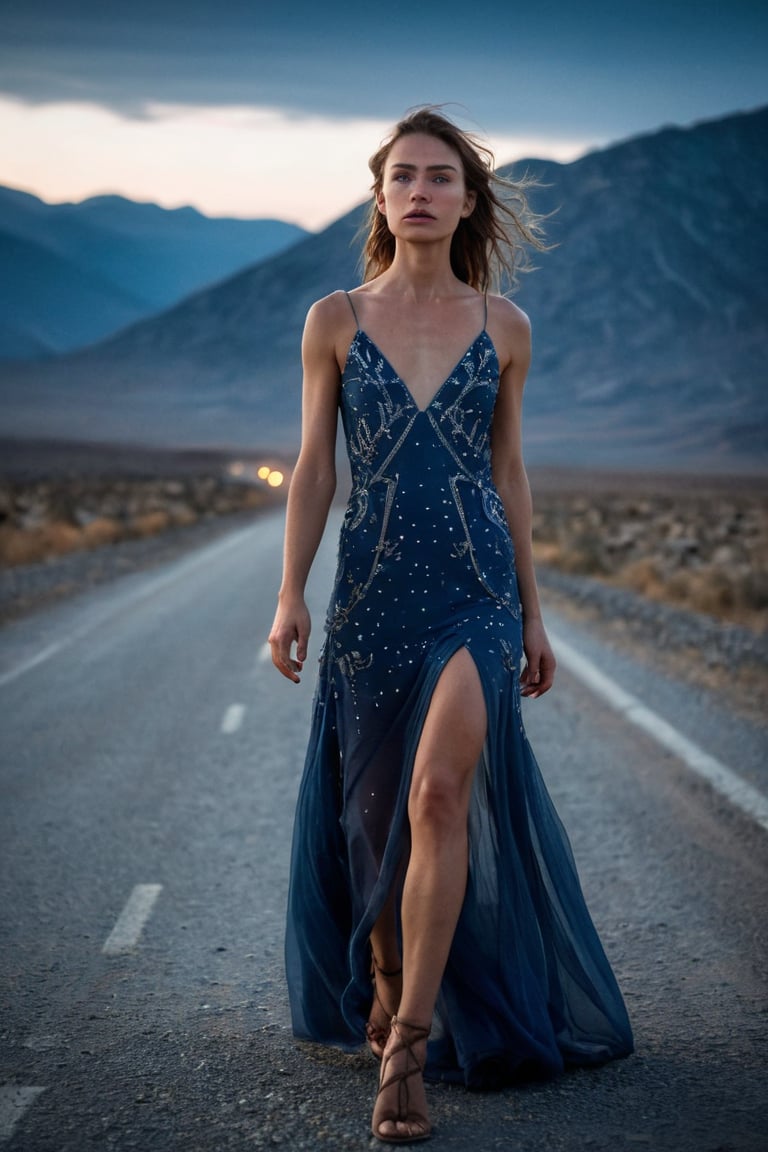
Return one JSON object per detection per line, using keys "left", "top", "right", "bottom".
{"left": 0, "top": 224, "right": 149, "bottom": 358}
{"left": 508, "top": 107, "right": 768, "bottom": 469}
{"left": 0, "top": 186, "right": 308, "bottom": 357}
{"left": 0, "top": 108, "right": 766, "bottom": 470}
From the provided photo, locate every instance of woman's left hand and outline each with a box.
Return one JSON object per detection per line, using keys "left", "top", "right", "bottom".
{"left": 520, "top": 618, "right": 556, "bottom": 698}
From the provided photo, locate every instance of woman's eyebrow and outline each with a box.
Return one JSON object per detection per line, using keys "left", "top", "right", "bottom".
{"left": 390, "top": 162, "right": 459, "bottom": 172}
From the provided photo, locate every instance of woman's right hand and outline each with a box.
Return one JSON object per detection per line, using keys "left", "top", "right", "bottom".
{"left": 268, "top": 596, "right": 312, "bottom": 683}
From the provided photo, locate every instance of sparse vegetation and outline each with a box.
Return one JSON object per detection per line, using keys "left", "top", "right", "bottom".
{"left": 1, "top": 459, "right": 765, "bottom": 637}
{"left": 530, "top": 471, "right": 767, "bottom": 632}
{"left": 0, "top": 472, "right": 283, "bottom": 569}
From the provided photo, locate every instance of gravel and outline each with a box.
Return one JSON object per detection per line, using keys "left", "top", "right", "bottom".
{"left": 536, "top": 566, "right": 768, "bottom": 670}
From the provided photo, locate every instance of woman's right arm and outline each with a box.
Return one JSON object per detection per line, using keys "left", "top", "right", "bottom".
{"left": 268, "top": 297, "right": 343, "bottom": 683}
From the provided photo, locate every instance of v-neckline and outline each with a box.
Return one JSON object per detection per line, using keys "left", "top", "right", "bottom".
{"left": 353, "top": 329, "right": 490, "bottom": 413}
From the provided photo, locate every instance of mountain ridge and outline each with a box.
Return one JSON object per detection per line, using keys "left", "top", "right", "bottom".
{"left": 1, "top": 107, "right": 765, "bottom": 470}
{"left": 0, "top": 186, "right": 309, "bottom": 357}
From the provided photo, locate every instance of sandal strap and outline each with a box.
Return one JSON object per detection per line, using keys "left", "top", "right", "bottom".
{"left": 379, "top": 1016, "right": 430, "bottom": 1088}
{"left": 370, "top": 957, "right": 403, "bottom": 1020}
{"left": 371, "top": 954, "right": 403, "bottom": 980}
{"left": 391, "top": 1016, "right": 429, "bottom": 1044}
{"left": 373, "top": 1016, "right": 431, "bottom": 1142}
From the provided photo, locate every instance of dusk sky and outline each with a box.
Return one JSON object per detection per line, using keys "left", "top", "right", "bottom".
{"left": 1, "top": 0, "right": 766, "bottom": 228}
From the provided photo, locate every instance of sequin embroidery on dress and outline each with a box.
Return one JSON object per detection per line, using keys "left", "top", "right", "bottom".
{"left": 285, "top": 294, "right": 633, "bottom": 1087}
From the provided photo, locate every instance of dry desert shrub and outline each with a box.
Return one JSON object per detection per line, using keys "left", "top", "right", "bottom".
{"left": 166, "top": 503, "right": 198, "bottom": 527}
{"left": 81, "top": 517, "right": 123, "bottom": 549}
{"left": 0, "top": 468, "right": 285, "bottom": 570}
{"left": 530, "top": 476, "right": 767, "bottom": 630}
{"left": 554, "top": 531, "right": 611, "bottom": 576}
{"left": 611, "top": 552, "right": 767, "bottom": 630}
{"left": 665, "top": 568, "right": 729, "bottom": 614}
{"left": 129, "top": 510, "right": 171, "bottom": 538}
{"left": 615, "top": 557, "right": 666, "bottom": 601}
{"left": 0, "top": 521, "right": 83, "bottom": 566}
{"left": 665, "top": 565, "right": 767, "bottom": 622}
{"left": 532, "top": 541, "right": 563, "bottom": 566}
{"left": 242, "top": 488, "right": 268, "bottom": 509}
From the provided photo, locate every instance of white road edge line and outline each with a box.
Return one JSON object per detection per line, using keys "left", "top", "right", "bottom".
{"left": 221, "top": 703, "right": 246, "bottom": 734}
{"left": 0, "top": 1085, "right": 46, "bottom": 1142}
{"left": 0, "top": 523, "right": 261, "bottom": 690}
{"left": 550, "top": 630, "right": 768, "bottom": 835}
{"left": 102, "top": 884, "right": 163, "bottom": 956}
{"left": 0, "top": 643, "right": 62, "bottom": 689}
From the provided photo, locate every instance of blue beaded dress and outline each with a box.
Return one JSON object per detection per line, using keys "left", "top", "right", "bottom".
{"left": 285, "top": 293, "right": 633, "bottom": 1087}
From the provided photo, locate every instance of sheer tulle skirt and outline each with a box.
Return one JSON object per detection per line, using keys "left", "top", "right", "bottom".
{"left": 285, "top": 624, "right": 633, "bottom": 1087}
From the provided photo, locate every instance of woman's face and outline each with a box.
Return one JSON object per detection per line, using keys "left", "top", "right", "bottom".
{"left": 376, "top": 132, "right": 476, "bottom": 241}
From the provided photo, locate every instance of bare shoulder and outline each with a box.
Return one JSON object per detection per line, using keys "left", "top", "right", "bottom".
{"left": 486, "top": 294, "right": 531, "bottom": 374}
{"left": 487, "top": 293, "right": 530, "bottom": 333}
{"left": 303, "top": 290, "right": 358, "bottom": 369}
{"left": 304, "top": 289, "right": 355, "bottom": 336}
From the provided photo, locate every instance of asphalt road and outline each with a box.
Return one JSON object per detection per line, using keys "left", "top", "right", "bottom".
{"left": 1, "top": 510, "right": 766, "bottom": 1152}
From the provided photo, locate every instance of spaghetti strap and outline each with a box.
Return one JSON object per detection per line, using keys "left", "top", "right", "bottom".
{"left": 483, "top": 293, "right": 488, "bottom": 329}
{"left": 345, "top": 291, "right": 360, "bottom": 328}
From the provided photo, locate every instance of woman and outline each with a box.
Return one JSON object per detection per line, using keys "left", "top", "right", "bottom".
{"left": 269, "top": 107, "right": 633, "bottom": 1144}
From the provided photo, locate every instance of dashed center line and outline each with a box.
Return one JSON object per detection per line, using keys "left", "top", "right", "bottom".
{"left": 221, "top": 703, "right": 246, "bottom": 734}
{"left": 551, "top": 630, "right": 768, "bottom": 835}
{"left": 102, "top": 884, "right": 163, "bottom": 955}
{"left": 0, "top": 1086, "right": 46, "bottom": 1143}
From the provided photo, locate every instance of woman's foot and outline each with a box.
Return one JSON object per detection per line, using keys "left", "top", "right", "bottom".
{"left": 371, "top": 1016, "right": 431, "bottom": 1144}
{"left": 366, "top": 956, "right": 403, "bottom": 1061}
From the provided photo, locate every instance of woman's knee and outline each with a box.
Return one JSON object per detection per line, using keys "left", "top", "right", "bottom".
{"left": 408, "top": 760, "right": 473, "bottom": 834}
{"left": 408, "top": 648, "right": 487, "bottom": 834}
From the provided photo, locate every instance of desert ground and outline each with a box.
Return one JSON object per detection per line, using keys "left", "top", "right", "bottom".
{"left": 2, "top": 441, "right": 764, "bottom": 629}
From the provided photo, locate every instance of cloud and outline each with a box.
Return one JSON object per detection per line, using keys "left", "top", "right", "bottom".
{"left": 1, "top": 1, "right": 765, "bottom": 226}
{"left": 1, "top": 0, "right": 766, "bottom": 136}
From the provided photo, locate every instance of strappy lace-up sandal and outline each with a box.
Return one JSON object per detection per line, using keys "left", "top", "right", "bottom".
{"left": 365, "top": 955, "right": 402, "bottom": 1060}
{"left": 371, "top": 1016, "right": 432, "bottom": 1144}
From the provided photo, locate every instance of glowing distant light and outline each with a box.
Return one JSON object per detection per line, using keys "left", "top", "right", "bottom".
{"left": 267, "top": 470, "right": 285, "bottom": 487}
{"left": 229, "top": 461, "right": 245, "bottom": 476}
{"left": 257, "top": 465, "right": 271, "bottom": 479}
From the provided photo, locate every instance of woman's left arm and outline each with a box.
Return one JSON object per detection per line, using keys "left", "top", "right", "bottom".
{"left": 489, "top": 298, "right": 556, "bottom": 698}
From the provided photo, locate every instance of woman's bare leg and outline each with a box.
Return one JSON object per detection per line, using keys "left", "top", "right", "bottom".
{"left": 370, "top": 884, "right": 402, "bottom": 973}
{"left": 373, "top": 647, "right": 487, "bottom": 1140}
{"left": 367, "top": 887, "right": 403, "bottom": 1057}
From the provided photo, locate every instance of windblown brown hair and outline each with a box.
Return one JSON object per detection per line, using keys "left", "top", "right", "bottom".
{"left": 361, "top": 107, "right": 547, "bottom": 292}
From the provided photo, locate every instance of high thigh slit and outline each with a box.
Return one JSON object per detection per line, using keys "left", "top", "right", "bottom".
{"left": 284, "top": 293, "right": 634, "bottom": 1086}
{"left": 408, "top": 645, "right": 487, "bottom": 803}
